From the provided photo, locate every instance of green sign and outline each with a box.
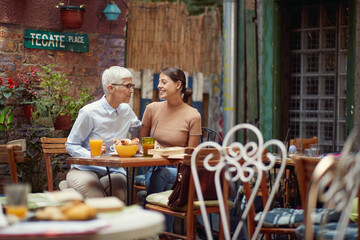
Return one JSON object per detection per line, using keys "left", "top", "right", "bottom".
{"left": 24, "top": 29, "right": 89, "bottom": 53}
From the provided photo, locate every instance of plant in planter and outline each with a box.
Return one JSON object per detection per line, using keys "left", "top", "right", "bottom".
{"left": 0, "top": 77, "right": 24, "bottom": 132}
{"left": 16, "top": 68, "right": 41, "bottom": 121}
{"left": 33, "top": 65, "right": 95, "bottom": 130}
{"left": 56, "top": 1, "right": 85, "bottom": 29}
{"left": 33, "top": 65, "right": 72, "bottom": 130}
{"left": 68, "top": 88, "right": 95, "bottom": 124}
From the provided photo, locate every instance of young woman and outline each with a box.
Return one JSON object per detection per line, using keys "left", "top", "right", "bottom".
{"left": 139, "top": 67, "right": 201, "bottom": 231}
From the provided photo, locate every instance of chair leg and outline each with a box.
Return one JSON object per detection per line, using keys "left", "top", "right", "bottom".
{"left": 186, "top": 215, "right": 196, "bottom": 240}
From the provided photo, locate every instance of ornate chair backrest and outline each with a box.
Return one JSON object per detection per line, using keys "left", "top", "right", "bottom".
{"left": 191, "top": 123, "right": 287, "bottom": 240}
{"left": 305, "top": 128, "right": 360, "bottom": 240}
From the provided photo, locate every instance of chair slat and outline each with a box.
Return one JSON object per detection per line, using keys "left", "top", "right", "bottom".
{"left": 40, "top": 138, "right": 68, "bottom": 144}
{"left": 41, "top": 143, "right": 66, "bottom": 149}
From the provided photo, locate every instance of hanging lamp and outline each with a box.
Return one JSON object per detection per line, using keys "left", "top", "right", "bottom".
{"left": 103, "top": 1, "right": 121, "bottom": 21}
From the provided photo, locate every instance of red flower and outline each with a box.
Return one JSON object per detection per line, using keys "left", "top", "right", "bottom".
{"left": 0, "top": 77, "right": 3, "bottom": 86}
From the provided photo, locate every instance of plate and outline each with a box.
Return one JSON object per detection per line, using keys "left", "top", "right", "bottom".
{"left": 109, "top": 152, "right": 118, "bottom": 156}
{"left": 109, "top": 152, "right": 143, "bottom": 157}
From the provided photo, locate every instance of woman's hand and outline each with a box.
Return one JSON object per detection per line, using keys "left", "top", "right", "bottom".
{"left": 101, "top": 143, "right": 107, "bottom": 154}
{"left": 155, "top": 140, "right": 162, "bottom": 149}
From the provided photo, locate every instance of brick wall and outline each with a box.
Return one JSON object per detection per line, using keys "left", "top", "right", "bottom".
{"left": 0, "top": 24, "right": 127, "bottom": 136}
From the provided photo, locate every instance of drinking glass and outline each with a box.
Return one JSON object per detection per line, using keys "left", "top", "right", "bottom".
{"left": 142, "top": 137, "right": 155, "bottom": 157}
{"left": 4, "top": 183, "right": 31, "bottom": 219}
{"left": 309, "top": 144, "right": 319, "bottom": 157}
{"left": 89, "top": 137, "right": 103, "bottom": 157}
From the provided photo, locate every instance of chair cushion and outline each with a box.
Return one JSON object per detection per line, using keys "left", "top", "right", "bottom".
{"left": 254, "top": 208, "right": 341, "bottom": 228}
{"left": 146, "top": 190, "right": 234, "bottom": 212}
{"left": 295, "top": 222, "right": 358, "bottom": 240}
{"left": 134, "top": 174, "right": 146, "bottom": 186}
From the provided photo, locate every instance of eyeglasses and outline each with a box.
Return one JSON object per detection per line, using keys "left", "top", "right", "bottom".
{"left": 111, "top": 83, "right": 135, "bottom": 89}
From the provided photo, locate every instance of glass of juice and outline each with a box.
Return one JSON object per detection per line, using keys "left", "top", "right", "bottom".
{"left": 89, "top": 137, "right": 103, "bottom": 157}
{"left": 142, "top": 137, "right": 155, "bottom": 157}
{"left": 4, "top": 183, "right": 31, "bottom": 220}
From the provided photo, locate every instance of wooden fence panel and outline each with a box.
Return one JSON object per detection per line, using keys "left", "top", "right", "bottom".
{"left": 126, "top": 1, "right": 221, "bottom": 77}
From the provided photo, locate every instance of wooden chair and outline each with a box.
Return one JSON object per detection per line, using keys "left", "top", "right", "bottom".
{"left": 292, "top": 155, "right": 322, "bottom": 209}
{"left": 145, "top": 147, "right": 231, "bottom": 239}
{"left": 193, "top": 123, "right": 297, "bottom": 240}
{"left": 0, "top": 141, "right": 26, "bottom": 183}
{"left": 289, "top": 137, "right": 318, "bottom": 154}
{"left": 302, "top": 129, "right": 360, "bottom": 240}
{"left": 40, "top": 137, "right": 68, "bottom": 191}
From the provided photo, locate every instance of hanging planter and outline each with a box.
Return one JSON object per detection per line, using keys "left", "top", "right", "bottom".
{"left": 60, "top": 5, "right": 85, "bottom": 29}
{"left": 54, "top": 114, "right": 71, "bottom": 130}
{"left": 0, "top": 106, "right": 13, "bottom": 132}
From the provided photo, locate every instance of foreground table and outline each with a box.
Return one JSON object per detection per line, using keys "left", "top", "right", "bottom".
{"left": 0, "top": 206, "right": 165, "bottom": 240}
{"left": 66, "top": 155, "right": 182, "bottom": 204}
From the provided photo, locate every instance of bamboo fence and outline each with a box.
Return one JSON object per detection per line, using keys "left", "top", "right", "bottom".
{"left": 126, "top": 1, "right": 221, "bottom": 77}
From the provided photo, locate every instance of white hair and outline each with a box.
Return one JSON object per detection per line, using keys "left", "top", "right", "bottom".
{"left": 102, "top": 66, "right": 132, "bottom": 94}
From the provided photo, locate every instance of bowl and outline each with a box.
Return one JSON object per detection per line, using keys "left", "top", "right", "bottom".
{"left": 115, "top": 144, "right": 138, "bottom": 157}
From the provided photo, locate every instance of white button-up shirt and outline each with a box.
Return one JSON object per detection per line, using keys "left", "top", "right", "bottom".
{"left": 65, "top": 95, "right": 141, "bottom": 175}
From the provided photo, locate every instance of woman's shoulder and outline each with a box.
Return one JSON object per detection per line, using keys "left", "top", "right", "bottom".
{"left": 183, "top": 104, "right": 200, "bottom": 115}
{"left": 146, "top": 101, "right": 164, "bottom": 109}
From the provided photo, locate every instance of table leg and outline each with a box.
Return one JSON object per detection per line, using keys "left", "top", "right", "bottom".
{"left": 126, "top": 167, "right": 130, "bottom": 205}
{"left": 106, "top": 167, "right": 112, "bottom": 196}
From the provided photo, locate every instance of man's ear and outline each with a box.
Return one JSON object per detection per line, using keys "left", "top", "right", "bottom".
{"left": 107, "top": 84, "right": 115, "bottom": 92}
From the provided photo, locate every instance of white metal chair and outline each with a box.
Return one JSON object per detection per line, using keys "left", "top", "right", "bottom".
{"left": 302, "top": 128, "right": 360, "bottom": 240}
{"left": 191, "top": 123, "right": 289, "bottom": 240}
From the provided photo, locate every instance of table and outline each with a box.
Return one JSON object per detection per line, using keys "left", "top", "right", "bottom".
{"left": 66, "top": 155, "right": 182, "bottom": 204}
{"left": 0, "top": 206, "right": 165, "bottom": 240}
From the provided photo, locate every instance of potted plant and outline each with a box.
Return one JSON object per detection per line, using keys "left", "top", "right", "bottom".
{"left": 68, "top": 88, "right": 95, "bottom": 124}
{"left": 17, "top": 68, "right": 41, "bottom": 121}
{"left": 56, "top": 1, "right": 85, "bottom": 29}
{"left": 33, "top": 65, "right": 95, "bottom": 130}
{"left": 0, "top": 77, "right": 23, "bottom": 131}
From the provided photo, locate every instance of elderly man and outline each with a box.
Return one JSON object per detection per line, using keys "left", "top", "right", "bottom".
{"left": 65, "top": 66, "right": 141, "bottom": 201}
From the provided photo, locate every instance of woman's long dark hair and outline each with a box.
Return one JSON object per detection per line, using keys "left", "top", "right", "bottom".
{"left": 160, "top": 67, "right": 192, "bottom": 103}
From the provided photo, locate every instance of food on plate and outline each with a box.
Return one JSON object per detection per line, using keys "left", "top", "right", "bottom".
{"left": 113, "top": 137, "right": 139, "bottom": 146}
{"left": 35, "top": 200, "right": 96, "bottom": 221}
{"left": 130, "top": 138, "right": 140, "bottom": 145}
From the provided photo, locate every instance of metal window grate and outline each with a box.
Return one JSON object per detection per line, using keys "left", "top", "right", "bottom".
{"left": 289, "top": 3, "right": 348, "bottom": 153}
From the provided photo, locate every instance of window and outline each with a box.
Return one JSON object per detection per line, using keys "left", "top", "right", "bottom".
{"left": 288, "top": 3, "right": 348, "bottom": 153}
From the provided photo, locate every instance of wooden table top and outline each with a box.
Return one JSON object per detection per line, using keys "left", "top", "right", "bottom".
{"left": 66, "top": 154, "right": 182, "bottom": 168}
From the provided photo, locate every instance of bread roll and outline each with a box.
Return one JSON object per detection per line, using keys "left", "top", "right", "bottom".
{"left": 130, "top": 138, "right": 139, "bottom": 145}
{"left": 120, "top": 139, "right": 132, "bottom": 145}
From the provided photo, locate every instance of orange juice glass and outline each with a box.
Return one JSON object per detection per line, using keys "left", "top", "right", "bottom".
{"left": 142, "top": 137, "right": 155, "bottom": 157}
{"left": 4, "top": 183, "right": 30, "bottom": 220}
{"left": 6, "top": 206, "right": 28, "bottom": 219}
{"left": 90, "top": 137, "right": 103, "bottom": 157}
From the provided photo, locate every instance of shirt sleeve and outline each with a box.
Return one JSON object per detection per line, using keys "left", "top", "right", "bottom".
{"left": 65, "top": 108, "right": 93, "bottom": 157}
{"left": 141, "top": 103, "right": 152, "bottom": 128}
{"left": 189, "top": 110, "right": 202, "bottom": 136}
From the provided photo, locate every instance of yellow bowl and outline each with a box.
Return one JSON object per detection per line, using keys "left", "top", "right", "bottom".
{"left": 115, "top": 144, "right": 138, "bottom": 157}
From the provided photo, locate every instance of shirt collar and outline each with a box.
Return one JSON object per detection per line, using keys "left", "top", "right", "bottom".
{"left": 101, "top": 95, "right": 119, "bottom": 115}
